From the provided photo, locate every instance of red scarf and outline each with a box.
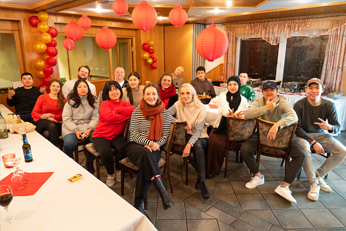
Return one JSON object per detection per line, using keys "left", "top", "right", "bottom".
{"left": 139, "top": 99, "right": 165, "bottom": 141}
{"left": 159, "top": 85, "right": 176, "bottom": 109}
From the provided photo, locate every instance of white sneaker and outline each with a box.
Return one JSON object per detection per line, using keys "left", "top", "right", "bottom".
{"left": 245, "top": 175, "right": 265, "bottom": 189}
{"left": 115, "top": 170, "right": 121, "bottom": 182}
{"left": 275, "top": 185, "right": 297, "bottom": 204}
{"left": 106, "top": 175, "right": 115, "bottom": 187}
{"left": 307, "top": 183, "right": 320, "bottom": 201}
{"left": 317, "top": 176, "right": 331, "bottom": 192}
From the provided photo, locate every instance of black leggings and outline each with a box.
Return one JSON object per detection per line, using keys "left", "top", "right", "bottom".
{"left": 35, "top": 119, "right": 62, "bottom": 147}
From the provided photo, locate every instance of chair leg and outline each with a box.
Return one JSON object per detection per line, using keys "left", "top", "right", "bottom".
{"left": 96, "top": 156, "right": 100, "bottom": 179}
{"left": 74, "top": 146, "right": 79, "bottom": 163}
{"left": 185, "top": 158, "right": 188, "bottom": 186}
{"left": 121, "top": 167, "right": 125, "bottom": 196}
{"left": 144, "top": 196, "right": 148, "bottom": 210}
{"left": 224, "top": 151, "right": 229, "bottom": 178}
{"left": 280, "top": 158, "right": 285, "bottom": 166}
{"left": 166, "top": 161, "right": 173, "bottom": 193}
{"left": 239, "top": 152, "right": 243, "bottom": 163}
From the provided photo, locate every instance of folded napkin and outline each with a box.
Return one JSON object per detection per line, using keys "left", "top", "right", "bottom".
{"left": 209, "top": 104, "right": 218, "bottom": 109}
{"left": 0, "top": 172, "right": 54, "bottom": 196}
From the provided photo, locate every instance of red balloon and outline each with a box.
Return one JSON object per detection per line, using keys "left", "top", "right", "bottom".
{"left": 112, "top": 0, "right": 128, "bottom": 16}
{"left": 63, "top": 38, "right": 75, "bottom": 50}
{"left": 148, "top": 48, "right": 154, "bottom": 54}
{"left": 152, "top": 57, "right": 157, "bottom": 63}
{"left": 96, "top": 27, "right": 117, "bottom": 50}
{"left": 64, "top": 20, "right": 84, "bottom": 41}
{"left": 78, "top": 15, "right": 92, "bottom": 30}
{"left": 46, "top": 38, "right": 57, "bottom": 47}
{"left": 43, "top": 66, "right": 53, "bottom": 76}
{"left": 47, "top": 27, "right": 58, "bottom": 38}
{"left": 28, "top": 16, "right": 41, "bottom": 28}
{"left": 142, "top": 43, "right": 150, "bottom": 51}
{"left": 46, "top": 47, "right": 58, "bottom": 57}
{"left": 150, "top": 62, "right": 158, "bottom": 70}
{"left": 46, "top": 57, "right": 57, "bottom": 67}
{"left": 42, "top": 76, "right": 52, "bottom": 85}
{"left": 132, "top": 1, "right": 157, "bottom": 32}
{"left": 149, "top": 55, "right": 155, "bottom": 59}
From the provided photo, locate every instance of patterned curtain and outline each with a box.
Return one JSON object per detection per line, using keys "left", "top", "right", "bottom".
{"left": 192, "top": 23, "right": 205, "bottom": 80}
{"left": 223, "top": 25, "right": 237, "bottom": 81}
{"left": 320, "top": 23, "right": 346, "bottom": 92}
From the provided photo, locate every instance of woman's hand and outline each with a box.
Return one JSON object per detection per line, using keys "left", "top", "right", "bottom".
{"left": 75, "top": 130, "right": 83, "bottom": 139}
{"left": 185, "top": 122, "right": 192, "bottom": 133}
{"left": 144, "top": 145, "right": 152, "bottom": 152}
{"left": 182, "top": 143, "right": 191, "bottom": 157}
{"left": 233, "top": 110, "right": 245, "bottom": 119}
{"left": 83, "top": 128, "right": 92, "bottom": 138}
{"left": 150, "top": 142, "right": 160, "bottom": 151}
{"left": 47, "top": 117, "right": 58, "bottom": 123}
{"left": 227, "top": 109, "right": 234, "bottom": 117}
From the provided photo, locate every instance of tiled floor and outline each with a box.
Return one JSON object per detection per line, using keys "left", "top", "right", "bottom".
{"left": 79, "top": 132, "right": 346, "bottom": 231}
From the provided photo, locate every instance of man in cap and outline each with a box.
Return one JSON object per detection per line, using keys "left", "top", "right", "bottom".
{"left": 241, "top": 80, "right": 305, "bottom": 203}
{"left": 294, "top": 78, "right": 345, "bottom": 201}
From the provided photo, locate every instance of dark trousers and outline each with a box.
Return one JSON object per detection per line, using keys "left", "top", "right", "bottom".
{"left": 35, "top": 119, "right": 62, "bottom": 147}
{"left": 92, "top": 135, "right": 127, "bottom": 175}
{"left": 188, "top": 136, "right": 207, "bottom": 181}
{"left": 126, "top": 142, "right": 161, "bottom": 198}
{"left": 240, "top": 133, "right": 305, "bottom": 184}
{"left": 206, "top": 129, "right": 227, "bottom": 175}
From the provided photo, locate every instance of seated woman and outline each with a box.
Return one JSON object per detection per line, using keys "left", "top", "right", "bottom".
{"left": 92, "top": 81, "right": 135, "bottom": 187}
{"left": 127, "top": 83, "right": 173, "bottom": 219}
{"left": 206, "top": 76, "right": 247, "bottom": 178}
{"left": 158, "top": 72, "right": 178, "bottom": 109}
{"left": 62, "top": 80, "right": 99, "bottom": 169}
{"left": 32, "top": 79, "right": 65, "bottom": 146}
{"left": 168, "top": 83, "right": 210, "bottom": 199}
{"left": 172, "top": 66, "right": 184, "bottom": 89}
{"left": 121, "top": 71, "right": 143, "bottom": 108}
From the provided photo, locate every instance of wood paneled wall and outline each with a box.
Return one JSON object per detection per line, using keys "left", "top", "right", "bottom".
{"left": 205, "top": 64, "right": 224, "bottom": 82}
{"left": 164, "top": 24, "right": 193, "bottom": 84}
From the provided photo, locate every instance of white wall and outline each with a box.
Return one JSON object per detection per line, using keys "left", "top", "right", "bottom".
{"left": 204, "top": 24, "right": 225, "bottom": 73}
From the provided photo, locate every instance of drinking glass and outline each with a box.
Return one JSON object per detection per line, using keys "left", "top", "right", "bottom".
{"left": 17, "top": 124, "right": 26, "bottom": 141}
{"left": 0, "top": 185, "right": 15, "bottom": 225}
{"left": 11, "top": 157, "right": 24, "bottom": 183}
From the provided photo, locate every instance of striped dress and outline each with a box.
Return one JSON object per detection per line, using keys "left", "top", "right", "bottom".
{"left": 129, "top": 108, "right": 172, "bottom": 147}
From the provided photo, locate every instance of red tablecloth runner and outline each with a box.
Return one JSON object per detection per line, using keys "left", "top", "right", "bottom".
{"left": 0, "top": 172, "right": 54, "bottom": 196}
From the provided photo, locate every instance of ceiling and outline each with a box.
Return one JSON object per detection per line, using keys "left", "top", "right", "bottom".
{"left": 1, "top": 0, "right": 346, "bottom": 24}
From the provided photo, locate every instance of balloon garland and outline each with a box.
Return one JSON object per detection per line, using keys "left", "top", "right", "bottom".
{"left": 141, "top": 40, "right": 157, "bottom": 70}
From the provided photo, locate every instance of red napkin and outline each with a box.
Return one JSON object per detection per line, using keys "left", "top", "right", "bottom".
{"left": 209, "top": 104, "right": 218, "bottom": 109}
{"left": 0, "top": 172, "right": 54, "bottom": 196}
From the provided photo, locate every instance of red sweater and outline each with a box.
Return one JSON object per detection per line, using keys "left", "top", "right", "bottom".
{"left": 92, "top": 100, "right": 135, "bottom": 140}
{"left": 31, "top": 94, "right": 64, "bottom": 122}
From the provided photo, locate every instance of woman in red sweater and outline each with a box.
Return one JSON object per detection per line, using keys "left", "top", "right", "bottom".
{"left": 158, "top": 72, "right": 178, "bottom": 109}
{"left": 92, "top": 81, "right": 135, "bottom": 187}
{"left": 31, "top": 79, "right": 65, "bottom": 146}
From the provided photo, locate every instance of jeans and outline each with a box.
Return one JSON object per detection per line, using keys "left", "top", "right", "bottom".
{"left": 241, "top": 133, "right": 306, "bottom": 184}
{"left": 295, "top": 133, "right": 346, "bottom": 185}
{"left": 188, "top": 137, "right": 207, "bottom": 181}
{"left": 64, "top": 131, "right": 93, "bottom": 158}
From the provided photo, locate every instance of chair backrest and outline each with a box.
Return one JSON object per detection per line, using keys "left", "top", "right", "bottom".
{"left": 257, "top": 118, "right": 297, "bottom": 151}
{"left": 227, "top": 117, "right": 257, "bottom": 142}
{"left": 124, "top": 119, "right": 131, "bottom": 141}
{"left": 163, "top": 121, "right": 187, "bottom": 155}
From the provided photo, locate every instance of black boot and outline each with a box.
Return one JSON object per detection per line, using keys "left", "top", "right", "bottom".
{"left": 195, "top": 178, "right": 201, "bottom": 190}
{"left": 134, "top": 197, "right": 150, "bottom": 220}
{"left": 152, "top": 176, "right": 174, "bottom": 210}
{"left": 200, "top": 180, "right": 210, "bottom": 199}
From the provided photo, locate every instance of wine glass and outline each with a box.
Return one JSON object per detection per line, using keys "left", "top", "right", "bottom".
{"left": 11, "top": 157, "right": 25, "bottom": 183}
{"left": 0, "top": 185, "right": 15, "bottom": 225}
{"left": 17, "top": 124, "right": 26, "bottom": 141}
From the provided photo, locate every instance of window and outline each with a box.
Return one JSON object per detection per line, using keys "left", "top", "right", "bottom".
{"left": 111, "top": 38, "right": 132, "bottom": 78}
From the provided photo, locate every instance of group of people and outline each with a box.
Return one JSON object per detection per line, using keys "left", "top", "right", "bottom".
{"left": 6, "top": 65, "right": 346, "bottom": 220}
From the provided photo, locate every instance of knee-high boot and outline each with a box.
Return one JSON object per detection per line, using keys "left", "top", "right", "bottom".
{"left": 152, "top": 176, "right": 174, "bottom": 210}
{"left": 134, "top": 182, "right": 151, "bottom": 220}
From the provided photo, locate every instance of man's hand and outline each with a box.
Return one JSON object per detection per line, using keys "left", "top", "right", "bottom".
{"left": 267, "top": 123, "right": 280, "bottom": 140}
{"left": 314, "top": 118, "right": 333, "bottom": 131}
{"left": 75, "top": 130, "right": 83, "bottom": 139}
{"left": 40, "top": 87, "right": 47, "bottom": 94}
{"left": 83, "top": 128, "right": 91, "bottom": 138}
{"left": 7, "top": 88, "right": 15, "bottom": 99}
{"left": 312, "top": 141, "right": 325, "bottom": 154}
{"left": 185, "top": 122, "right": 192, "bottom": 133}
{"left": 265, "top": 97, "right": 280, "bottom": 111}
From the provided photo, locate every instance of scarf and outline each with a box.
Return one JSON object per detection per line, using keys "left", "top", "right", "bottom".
{"left": 159, "top": 85, "right": 176, "bottom": 109}
{"left": 139, "top": 99, "right": 165, "bottom": 141}
{"left": 214, "top": 76, "right": 242, "bottom": 136}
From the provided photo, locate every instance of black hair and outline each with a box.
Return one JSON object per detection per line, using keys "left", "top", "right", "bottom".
{"left": 21, "top": 72, "right": 33, "bottom": 79}
{"left": 102, "top": 80, "right": 123, "bottom": 101}
{"left": 126, "top": 72, "right": 141, "bottom": 105}
{"left": 196, "top": 66, "right": 205, "bottom": 73}
{"left": 78, "top": 65, "right": 91, "bottom": 75}
{"left": 67, "top": 79, "right": 96, "bottom": 109}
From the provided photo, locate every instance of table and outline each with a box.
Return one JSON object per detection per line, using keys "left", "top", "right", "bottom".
{"left": 0, "top": 104, "right": 156, "bottom": 231}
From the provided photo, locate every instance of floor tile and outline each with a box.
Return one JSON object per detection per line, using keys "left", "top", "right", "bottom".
{"left": 170, "top": 187, "right": 191, "bottom": 201}
{"left": 213, "top": 200, "right": 245, "bottom": 218}
{"left": 156, "top": 202, "right": 186, "bottom": 219}
{"left": 238, "top": 212, "right": 272, "bottom": 231}
{"left": 155, "top": 219, "right": 187, "bottom": 231}
{"left": 269, "top": 226, "right": 284, "bottom": 231}
{"left": 218, "top": 220, "right": 238, "bottom": 231}
{"left": 333, "top": 168, "right": 346, "bottom": 180}
{"left": 301, "top": 208, "right": 344, "bottom": 228}
{"left": 231, "top": 181, "right": 260, "bottom": 194}
{"left": 184, "top": 195, "right": 211, "bottom": 212}
{"left": 318, "top": 192, "right": 346, "bottom": 209}
{"left": 191, "top": 191, "right": 221, "bottom": 206}
{"left": 187, "top": 219, "right": 219, "bottom": 231}
{"left": 247, "top": 210, "right": 281, "bottom": 227}
{"left": 145, "top": 202, "right": 157, "bottom": 221}
{"left": 257, "top": 180, "right": 280, "bottom": 194}
{"left": 206, "top": 180, "right": 235, "bottom": 195}
{"left": 293, "top": 193, "right": 326, "bottom": 209}
{"left": 330, "top": 208, "right": 346, "bottom": 226}
{"left": 185, "top": 204, "right": 214, "bottom": 220}
{"left": 316, "top": 228, "right": 346, "bottom": 231}
{"left": 205, "top": 207, "right": 237, "bottom": 225}
{"left": 262, "top": 193, "right": 298, "bottom": 210}
{"left": 230, "top": 219, "right": 261, "bottom": 231}
{"left": 272, "top": 209, "right": 313, "bottom": 229}
{"left": 324, "top": 179, "right": 346, "bottom": 193}
{"left": 237, "top": 194, "right": 270, "bottom": 210}
{"left": 213, "top": 194, "right": 241, "bottom": 208}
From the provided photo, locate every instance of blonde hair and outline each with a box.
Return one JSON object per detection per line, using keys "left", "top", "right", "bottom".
{"left": 178, "top": 83, "right": 203, "bottom": 109}
{"left": 173, "top": 66, "right": 184, "bottom": 78}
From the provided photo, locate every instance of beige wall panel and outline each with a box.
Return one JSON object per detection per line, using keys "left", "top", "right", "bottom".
{"left": 205, "top": 64, "right": 224, "bottom": 81}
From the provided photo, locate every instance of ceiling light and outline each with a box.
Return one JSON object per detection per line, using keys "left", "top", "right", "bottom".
{"left": 226, "top": 1, "right": 232, "bottom": 7}
{"left": 212, "top": 8, "right": 222, "bottom": 14}
{"left": 90, "top": 5, "right": 113, "bottom": 13}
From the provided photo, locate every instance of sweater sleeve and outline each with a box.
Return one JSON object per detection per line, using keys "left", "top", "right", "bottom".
{"left": 293, "top": 101, "right": 314, "bottom": 142}
{"left": 116, "top": 101, "right": 135, "bottom": 116}
{"left": 276, "top": 99, "right": 297, "bottom": 128}
{"left": 100, "top": 102, "right": 132, "bottom": 123}
{"left": 218, "top": 92, "right": 230, "bottom": 117}
{"left": 188, "top": 119, "right": 205, "bottom": 145}
{"left": 87, "top": 102, "right": 99, "bottom": 131}
{"left": 6, "top": 89, "right": 18, "bottom": 106}
{"left": 62, "top": 103, "right": 78, "bottom": 132}
{"left": 167, "top": 104, "right": 177, "bottom": 116}
{"left": 31, "top": 95, "right": 44, "bottom": 122}
{"left": 129, "top": 110, "right": 152, "bottom": 146}
{"left": 156, "top": 111, "right": 172, "bottom": 147}
{"left": 327, "top": 103, "right": 341, "bottom": 134}
{"left": 245, "top": 98, "right": 267, "bottom": 119}
{"left": 235, "top": 96, "right": 248, "bottom": 115}
{"left": 53, "top": 108, "right": 63, "bottom": 122}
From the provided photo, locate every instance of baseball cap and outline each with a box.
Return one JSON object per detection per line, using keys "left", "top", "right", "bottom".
{"left": 306, "top": 78, "right": 323, "bottom": 87}
{"left": 262, "top": 81, "right": 278, "bottom": 90}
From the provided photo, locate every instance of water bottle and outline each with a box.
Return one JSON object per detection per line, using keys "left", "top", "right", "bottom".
{"left": 0, "top": 113, "right": 9, "bottom": 139}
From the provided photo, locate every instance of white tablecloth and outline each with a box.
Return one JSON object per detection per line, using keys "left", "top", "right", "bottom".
{"left": 0, "top": 104, "right": 156, "bottom": 231}
{"left": 205, "top": 105, "right": 219, "bottom": 127}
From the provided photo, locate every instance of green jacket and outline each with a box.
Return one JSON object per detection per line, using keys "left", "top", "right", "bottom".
{"left": 240, "top": 84, "right": 255, "bottom": 103}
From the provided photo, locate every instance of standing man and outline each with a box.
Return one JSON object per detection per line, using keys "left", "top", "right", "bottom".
{"left": 114, "top": 67, "right": 128, "bottom": 88}
{"left": 239, "top": 73, "right": 255, "bottom": 104}
{"left": 7, "top": 72, "right": 45, "bottom": 123}
{"left": 241, "top": 81, "right": 305, "bottom": 203}
{"left": 62, "top": 65, "right": 97, "bottom": 98}
{"left": 190, "top": 66, "right": 216, "bottom": 98}
{"left": 294, "top": 78, "right": 346, "bottom": 201}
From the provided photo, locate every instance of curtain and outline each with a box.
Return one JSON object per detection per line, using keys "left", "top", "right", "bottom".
{"left": 320, "top": 23, "right": 346, "bottom": 92}
{"left": 223, "top": 25, "right": 237, "bottom": 81}
{"left": 192, "top": 23, "right": 205, "bottom": 80}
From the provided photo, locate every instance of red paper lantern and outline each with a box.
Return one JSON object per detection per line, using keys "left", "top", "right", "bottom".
{"left": 148, "top": 48, "right": 154, "bottom": 54}
{"left": 42, "top": 76, "right": 52, "bottom": 85}
{"left": 112, "top": 0, "right": 128, "bottom": 16}
{"left": 46, "top": 57, "right": 57, "bottom": 67}
{"left": 63, "top": 38, "right": 75, "bottom": 50}
{"left": 196, "top": 23, "right": 228, "bottom": 62}
{"left": 169, "top": 2, "right": 187, "bottom": 28}
{"left": 142, "top": 43, "right": 150, "bottom": 51}
{"left": 96, "top": 27, "right": 117, "bottom": 50}
{"left": 78, "top": 15, "right": 92, "bottom": 30}
{"left": 47, "top": 27, "right": 58, "bottom": 38}
{"left": 43, "top": 66, "right": 53, "bottom": 76}
{"left": 46, "top": 38, "right": 57, "bottom": 47}
{"left": 150, "top": 62, "right": 158, "bottom": 70}
{"left": 132, "top": 1, "right": 157, "bottom": 32}
{"left": 64, "top": 20, "right": 84, "bottom": 41}
{"left": 46, "top": 47, "right": 58, "bottom": 57}
{"left": 28, "top": 16, "right": 41, "bottom": 28}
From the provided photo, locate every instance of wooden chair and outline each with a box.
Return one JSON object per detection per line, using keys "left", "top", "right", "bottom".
{"left": 58, "top": 136, "right": 87, "bottom": 163}
{"left": 256, "top": 118, "right": 297, "bottom": 175}
{"left": 224, "top": 117, "right": 257, "bottom": 177}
